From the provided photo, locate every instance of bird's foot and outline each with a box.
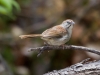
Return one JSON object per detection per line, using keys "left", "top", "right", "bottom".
{"left": 44, "top": 42, "right": 49, "bottom": 46}
{"left": 60, "top": 44, "right": 65, "bottom": 50}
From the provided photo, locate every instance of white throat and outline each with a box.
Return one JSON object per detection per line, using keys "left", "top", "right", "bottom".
{"left": 61, "top": 24, "right": 73, "bottom": 37}
{"left": 61, "top": 24, "right": 73, "bottom": 31}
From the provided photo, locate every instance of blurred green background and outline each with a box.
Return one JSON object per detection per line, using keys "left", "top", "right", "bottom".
{"left": 0, "top": 0, "right": 100, "bottom": 75}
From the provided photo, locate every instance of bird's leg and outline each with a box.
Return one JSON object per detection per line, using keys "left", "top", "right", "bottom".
{"left": 44, "top": 42, "right": 50, "bottom": 52}
{"left": 60, "top": 44, "right": 65, "bottom": 50}
{"left": 44, "top": 42, "right": 49, "bottom": 46}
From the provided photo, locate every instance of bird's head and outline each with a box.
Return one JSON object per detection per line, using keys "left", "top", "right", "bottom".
{"left": 61, "top": 19, "right": 75, "bottom": 29}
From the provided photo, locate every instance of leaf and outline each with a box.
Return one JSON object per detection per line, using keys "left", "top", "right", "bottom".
{"left": 12, "top": 0, "right": 21, "bottom": 12}
{"left": 0, "top": 0, "right": 12, "bottom": 12}
{"left": 0, "top": 6, "right": 8, "bottom": 15}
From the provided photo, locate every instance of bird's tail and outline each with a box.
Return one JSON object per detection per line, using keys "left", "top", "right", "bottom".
{"left": 19, "top": 34, "right": 42, "bottom": 39}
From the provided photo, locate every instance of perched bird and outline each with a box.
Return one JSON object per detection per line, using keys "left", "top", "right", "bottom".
{"left": 19, "top": 19, "right": 75, "bottom": 45}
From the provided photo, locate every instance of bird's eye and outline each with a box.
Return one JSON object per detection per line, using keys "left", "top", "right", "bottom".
{"left": 67, "top": 21, "right": 70, "bottom": 24}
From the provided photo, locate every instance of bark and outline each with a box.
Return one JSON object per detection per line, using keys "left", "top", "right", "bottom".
{"left": 44, "top": 58, "right": 100, "bottom": 75}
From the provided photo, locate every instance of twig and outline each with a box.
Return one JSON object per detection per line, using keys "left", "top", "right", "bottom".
{"left": 28, "top": 45, "right": 100, "bottom": 56}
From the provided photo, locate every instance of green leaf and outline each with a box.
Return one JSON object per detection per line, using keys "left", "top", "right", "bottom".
{"left": 0, "top": 0, "right": 13, "bottom": 12}
{"left": 12, "top": 0, "right": 21, "bottom": 12}
{"left": 0, "top": 6, "right": 8, "bottom": 15}
{"left": 0, "top": 0, "right": 20, "bottom": 20}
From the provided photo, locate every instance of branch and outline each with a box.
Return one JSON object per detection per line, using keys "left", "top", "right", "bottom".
{"left": 29, "top": 45, "right": 100, "bottom": 56}
{"left": 43, "top": 58, "right": 100, "bottom": 75}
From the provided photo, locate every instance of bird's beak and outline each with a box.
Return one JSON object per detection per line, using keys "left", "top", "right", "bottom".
{"left": 73, "top": 21, "right": 75, "bottom": 25}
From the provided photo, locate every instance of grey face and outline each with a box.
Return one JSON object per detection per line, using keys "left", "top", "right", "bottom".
{"left": 62, "top": 19, "right": 75, "bottom": 28}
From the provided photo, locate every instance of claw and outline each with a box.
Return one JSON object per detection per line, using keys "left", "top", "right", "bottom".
{"left": 44, "top": 42, "right": 49, "bottom": 46}
{"left": 60, "top": 44, "right": 65, "bottom": 50}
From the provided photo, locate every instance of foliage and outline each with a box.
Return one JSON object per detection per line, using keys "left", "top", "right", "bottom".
{"left": 0, "top": 0, "right": 20, "bottom": 20}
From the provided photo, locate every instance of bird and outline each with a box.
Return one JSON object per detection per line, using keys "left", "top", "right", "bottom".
{"left": 19, "top": 19, "right": 75, "bottom": 46}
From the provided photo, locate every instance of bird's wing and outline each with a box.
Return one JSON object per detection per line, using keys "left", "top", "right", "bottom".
{"left": 42, "top": 25, "right": 67, "bottom": 38}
